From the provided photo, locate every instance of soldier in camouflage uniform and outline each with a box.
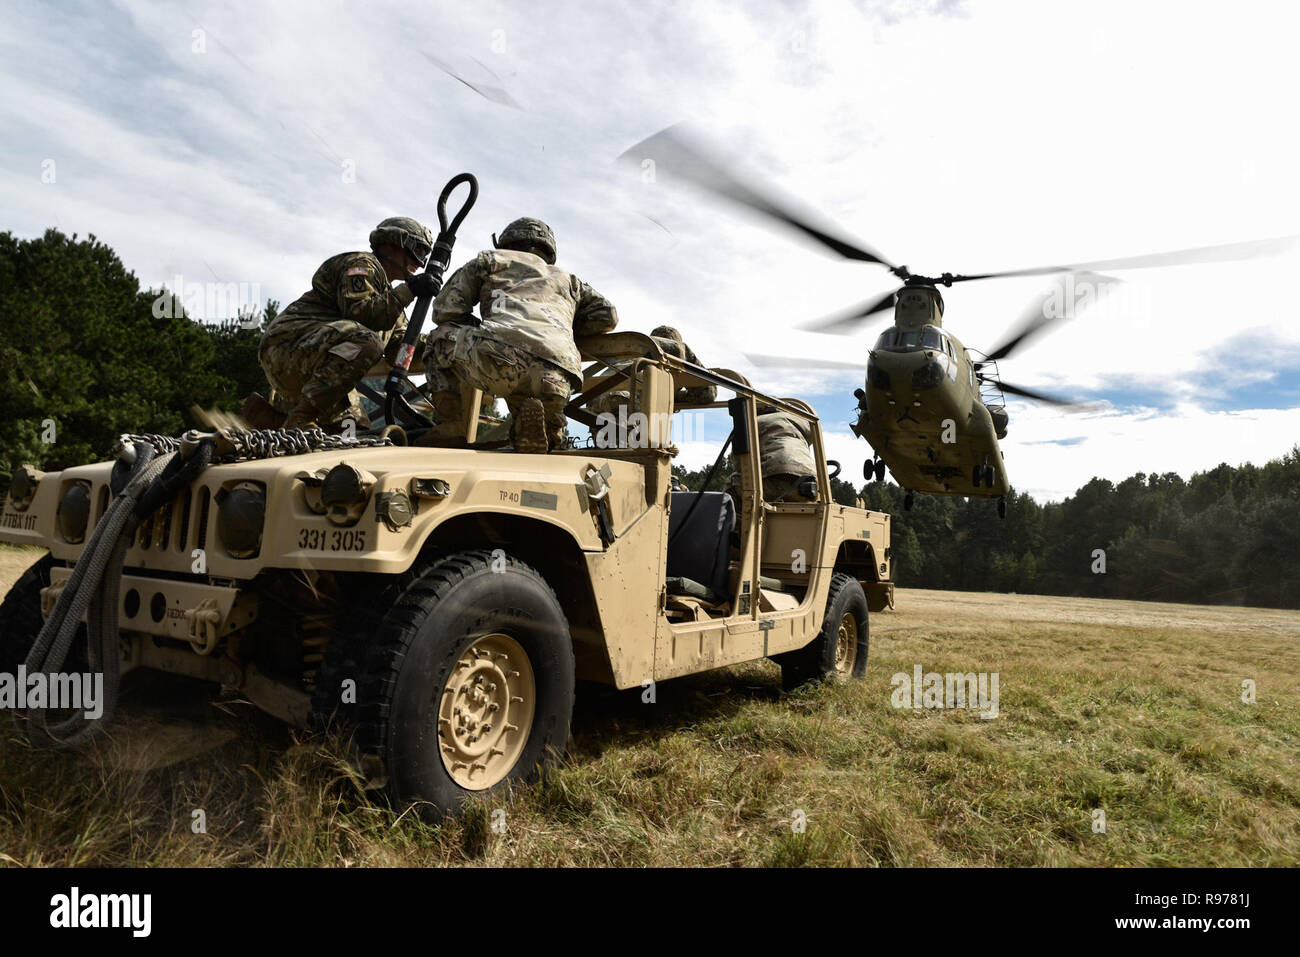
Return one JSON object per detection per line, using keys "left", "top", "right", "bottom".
{"left": 423, "top": 217, "right": 618, "bottom": 452}
{"left": 589, "top": 325, "right": 715, "bottom": 428}
{"left": 728, "top": 408, "right": 819, "bottom": 503}
{"left": 650, "top": 325, "right": 717, "bottom": 406}
{"left": 259, "top": 216, "right": 438, "bottom": 429}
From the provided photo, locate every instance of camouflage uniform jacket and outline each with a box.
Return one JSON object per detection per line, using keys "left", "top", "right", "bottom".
{"left": 429, "top": 248, "right": 618, "bottom": 380}
{"left": 263, "top": 251, "right": 415, "bottom": 344}
{"left": 757, "top": 412, "right": 817, "bottom": 479}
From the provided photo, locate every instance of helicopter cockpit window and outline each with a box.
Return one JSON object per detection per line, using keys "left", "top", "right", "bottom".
{"left": 874, "top": 330, "right": 896, "bottom": 350}
{"left": 921, "top": 329, "right": 943, "bottom": 351}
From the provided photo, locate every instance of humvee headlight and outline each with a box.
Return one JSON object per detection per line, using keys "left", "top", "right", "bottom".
{"left": 215, "top": 481, "right": 266, "bottom": 559}
{"left": 321, "top": 463, "right": 374, "bottom": 527}
{"left": 57, "top": 481, "right": 92, "bottom": 543}
{"left": 8, "top": 464, "right": 43, "bottom": 512}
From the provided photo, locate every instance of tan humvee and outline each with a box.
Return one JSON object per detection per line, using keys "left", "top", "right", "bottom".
{"left": 0, "top": 332, "right": 893, "bottom": 817}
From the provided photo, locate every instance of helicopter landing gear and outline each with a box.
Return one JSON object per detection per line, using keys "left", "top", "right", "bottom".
{"left": 971, "top": 464, "right": 982, "bottom": 488}
{"left": 875, "top": 458, "right": 886, "bottom": 482}
{"left": 984, "top": 465, "right": 996, "bottom": 487}
{"left": 865, "top": 456, "right": 887, "bottom": 483}
{"left": 997, "top": 496, "right": 1006, "bottom": 519}
{"left": 904, "top": 491, "right": 915, "bottom": 511}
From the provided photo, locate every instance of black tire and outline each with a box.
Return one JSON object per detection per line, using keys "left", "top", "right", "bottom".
{"left": 0, "top": 553, "right": 88, "bottom": 674}
{"left": 352, "top": 550, "right": 575, "bottom": 819}
{"left": 774, "top": 572, "right": 869, "bottom": 691}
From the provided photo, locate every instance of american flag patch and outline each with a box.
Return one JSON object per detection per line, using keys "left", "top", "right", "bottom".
{"left": 346, "top": 265, "right": 370, "bottom": 276}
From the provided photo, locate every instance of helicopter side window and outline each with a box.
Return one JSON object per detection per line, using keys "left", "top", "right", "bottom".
{"left": 944, "top": 338, "right": 955, "bottom": 359}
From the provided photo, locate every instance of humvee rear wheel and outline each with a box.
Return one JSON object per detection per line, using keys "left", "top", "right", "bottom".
{"left": 834, "top": 612, "right": 859, "bottom": 677}
{"left": 774, "top": 571, "right": 869, "bottom": 691}
{"left": 355, "top": 550, "right": 574, "bottom": 818}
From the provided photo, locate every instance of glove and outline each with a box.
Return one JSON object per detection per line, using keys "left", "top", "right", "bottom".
{"left": 405, "top": 272, "right": 439, "bottom": 299}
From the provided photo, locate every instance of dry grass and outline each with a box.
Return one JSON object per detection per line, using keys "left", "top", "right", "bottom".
{"left": 1, "top": 544, "right": 1297, "bottom": 867}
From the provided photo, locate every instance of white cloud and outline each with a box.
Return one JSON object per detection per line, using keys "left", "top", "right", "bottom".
{"left": 3, "top": 0, "right": 1299, "bottom": 501}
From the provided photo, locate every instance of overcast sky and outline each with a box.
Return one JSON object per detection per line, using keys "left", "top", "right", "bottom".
{"left": 4, "top": 0, "right": 1299, "bottom": 500}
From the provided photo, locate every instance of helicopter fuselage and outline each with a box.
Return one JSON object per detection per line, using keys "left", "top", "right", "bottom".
{"left": 850, "top": 286, "right": 1010, "bottom": 499}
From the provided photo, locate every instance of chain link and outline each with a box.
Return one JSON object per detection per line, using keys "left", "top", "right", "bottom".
{"left": 117, "top": 427, "right": 391, "bottom": 464}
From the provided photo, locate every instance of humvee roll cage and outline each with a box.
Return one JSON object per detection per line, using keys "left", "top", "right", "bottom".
{"left": 572, "top": 332, "right": 819, "bottom": 426}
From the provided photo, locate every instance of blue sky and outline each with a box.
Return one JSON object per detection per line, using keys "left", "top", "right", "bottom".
{"left": 3, "top": 0, "right": 1300, "bottom": 500}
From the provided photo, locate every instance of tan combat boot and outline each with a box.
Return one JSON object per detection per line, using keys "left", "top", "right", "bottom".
{"left": 514, "top": 398, "right": 549, "bottom": 454}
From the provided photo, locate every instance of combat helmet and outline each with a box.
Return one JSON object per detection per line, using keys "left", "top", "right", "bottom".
{"left": 370, "top": 216, "right": 434, "bottom": 267}
{"left": 493, "top": 217, "right": 557, "bottom": 264}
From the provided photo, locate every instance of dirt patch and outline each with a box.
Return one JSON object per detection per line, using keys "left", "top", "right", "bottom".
{"left": 879, "top": 587, "right": 1299, "bottom": 638}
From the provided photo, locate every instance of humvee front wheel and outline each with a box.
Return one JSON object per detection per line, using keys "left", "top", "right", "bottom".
{"left": 355, "top": 550, "right": 574, "bottom": 818}
{"left": 775, "top": 572, "right": 869, "bottom": 691}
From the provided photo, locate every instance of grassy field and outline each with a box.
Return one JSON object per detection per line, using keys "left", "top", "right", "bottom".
{"left": 1, "top": 543, "right": 1297, "bottom": 867}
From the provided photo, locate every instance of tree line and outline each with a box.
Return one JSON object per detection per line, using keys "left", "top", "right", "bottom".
{"left": 674, "top": 447, "right": 1300, "bottom": 610}
{"left": 0, "top": 229, "right": 272, "bottom": 475}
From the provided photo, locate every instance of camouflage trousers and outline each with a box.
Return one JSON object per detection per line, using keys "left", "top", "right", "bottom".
{"left": 259, "top": 317, "right": 384, "bottom": 429}
{"left": 423, "top": 325, "right": 578, "bottom": 447}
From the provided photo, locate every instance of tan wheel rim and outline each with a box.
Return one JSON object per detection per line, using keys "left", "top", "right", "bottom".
{"left": 834, "top": 613, "right": 858, "bottom": 677}
{"left": 438, "top": 633, "right": 536, "bottom": 790}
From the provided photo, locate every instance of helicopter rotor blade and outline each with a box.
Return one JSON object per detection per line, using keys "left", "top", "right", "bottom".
{"left": 422, "top": 52, "right": 523, "bottom": 109}
{"left": 980, "top": 271, "right": 1119, "bottom": 362}
{"left": 744, "top": 353, "right": 864, "bottom": 371}
{"left": 619, "top": 125, "right": 900, "bottom": 270}
{"left": 982, "top": 377, "right": 1079, "bottom": 407}
{"left": 798, "top": 289, "right": 899, "bottom": 334}
{"left": 945, "top": 234, "right": 1300, "bottom": 284}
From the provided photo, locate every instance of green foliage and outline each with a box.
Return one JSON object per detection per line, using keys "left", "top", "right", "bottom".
{"left": 0, "top": 229, "right": 272, "bottom": 477}
{"left": 860, "top": 450, "right": 1300, "bottom": 608}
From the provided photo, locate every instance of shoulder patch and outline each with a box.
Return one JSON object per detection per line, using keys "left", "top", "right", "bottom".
{"left": 346, "top": 265, "right": 371, "bottom": 277}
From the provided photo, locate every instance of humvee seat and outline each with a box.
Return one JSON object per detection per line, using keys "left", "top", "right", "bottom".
{"left": 667, "top": 491, "right": 735, "bottom": 604}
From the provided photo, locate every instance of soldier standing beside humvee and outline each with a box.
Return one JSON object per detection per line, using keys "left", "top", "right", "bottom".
{"left": 729, "top": 407, "right": 820, "bottom": 503}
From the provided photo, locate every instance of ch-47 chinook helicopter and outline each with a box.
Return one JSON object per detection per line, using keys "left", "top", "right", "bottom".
{"left": 621, "top": 125, "right": 1299, "bottom": 517}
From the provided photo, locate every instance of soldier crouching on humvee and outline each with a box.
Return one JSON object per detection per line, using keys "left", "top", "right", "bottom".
{"left": 588, "top": 324, "right": 716, "bottom": 436}
{"left": 259, "top": 216, "right": 439, "bottom": 430}
{"left": 421, "top": 217, "right": 618, "bottom": 453}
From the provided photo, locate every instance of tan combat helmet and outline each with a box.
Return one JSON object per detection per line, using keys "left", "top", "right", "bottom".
{"left": 370, "top": 216, "right": 434, "bottom": 267}
{"left": 493, "top": 217, "right": 557, "bottom": 264}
